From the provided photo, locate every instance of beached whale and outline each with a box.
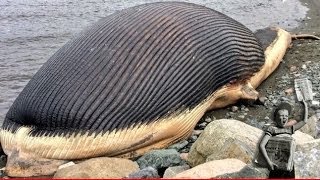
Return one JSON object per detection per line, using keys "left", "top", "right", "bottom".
{"left": 0, "top": 2, "right": 295, "bottom": 177}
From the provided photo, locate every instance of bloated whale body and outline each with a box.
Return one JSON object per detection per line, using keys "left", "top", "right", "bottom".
{"left": 1, "top": 2, "right": 293, "bottom": 177}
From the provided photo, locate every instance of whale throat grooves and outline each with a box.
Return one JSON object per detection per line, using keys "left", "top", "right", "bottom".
{"left": 2, "top": 2, "right": 264, "bottom": 140}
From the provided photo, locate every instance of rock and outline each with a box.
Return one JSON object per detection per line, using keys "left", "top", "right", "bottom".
{"left": 0, "top": 170, "right": 6, "bottom": 178}
{"left": 302, "top": 64, "right": 307, "bottom": 69}
{"left": 0, "top": 155, "right": 6, "bottom": 168}
{"left": 197, "top": 122, "right": 207, "bottom": 129}
{"left": 5, "top": 150, "right": 66, "bottom": 177}
{"left": 258, "top": 96, "right": 267, "bottom": 104}
{"left": 136, "top": 149, "right": 183, "bottom": 170}
{"left": 290, "top": 66, "right": 297, "bottom": 72}
{"left": 285, "top": 88, "right": 294, "bottom": 95}
{"left": 188, "top": 135, "right": 198, "bottom": 143}
{"left": 192, "top": 130, "right": 203, "bottom": 136}
{"left": 231, "top": 106, "right": 239, "bottom": 112}
{"left": 187, "top": 120, "right": 261, "bottom": 167}
{"left": 299, "top": 115, "right": 318, "bottom": 138}
{"left": 58, "top": 161, "right": 75, "bottom": 170}
{"left": 294, "top": 139, "right": 320, "bottom": 178}
{"left": 180, "top": 153, "right": 188, "bottom": 161}
{"left": 175, "top": 159, "right": 246, "bottom": 178}
{"left": 187, "top": 119, "right": 314, "bottom": 167}
{"left": 293, "top": 131, "right": 315, "bottom": 144}
{"left": 54, "top": 157, "right": 139, "bottom": 178}
{"left": 204, "top": 116, "right": 213, "bottom": 123}
{"left": 216, "top": 164, "right": 269, "bottom": 178}
{"left": 168, "top": 140, "right": 189, "bottom": 151}
{"left": 206, "top": 138, "right": 254, "bottom": 164}
{"left": 163, "top": 165, "right": 190, "bottom": 178}
{"left": 127, "top": 167, "right": 159, "bottom": 178}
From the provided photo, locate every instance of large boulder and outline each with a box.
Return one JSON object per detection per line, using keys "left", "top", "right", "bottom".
{"left": 187, "top": 119, "right": 314, "bottom": 167}
{"left": 294, "top": 139, "right": 320, "bottom": 178}
{"left": 174, "top": 158, "right": 246, "bottom": 178}
{"left": 54, "top": 157, "right": 139, "bottom": 178}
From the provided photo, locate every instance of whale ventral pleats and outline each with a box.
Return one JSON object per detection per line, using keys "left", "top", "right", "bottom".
{"left": 3, "top": 2, "right": 265, "bottom": 137}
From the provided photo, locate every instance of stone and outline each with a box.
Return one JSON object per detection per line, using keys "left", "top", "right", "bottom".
{"left": 168, "top": 140, "right": 189, "bottom": 151}
{"left": 290, "top": 66, "right": 297, "bottom": 72}
{"left": 294, "top": 139, "right": 320, "bottom": 178}
{"left": 197, "top": 122, "right": 207, "bottom": 129}
{"left": 258, "top": 96, "right": 267, "bottom": 104}
{"left": 285, "top": 88, "right": 294, "bottom": 95}
{"left": 180, "top": 153, "right": 188, "bottom": 161}
{"left": 302, "top": 64, "right": 307, "bottom": 69}
{"left": 5, "top": 149, "right": 66, "bottom": 177}
{"left": 192, "top": 130, "right": 203, "bottom": 136}
{"left": 136, "top": 149, "right": 183, "bottom": 170}
{"left": 188, "top": 135, "right": 197, "bottom": 142}
{"left": 187, "top": 120, "right": 261, "bottom": 167}
{"left": 58, "top": 161, "right": 75, "bottom": 170}
{"left": 0, "top": 155, "right": 6, "bottom": 168}
{"left": 163, "top": 165, "right": 190, "bottom": 178}
{"left": 54, "top": 157, "right": 139, "bottom": 178}
{"left": 175, "top": 159, "right": 246, "bottom": 178}
{"left": 204, "top": 117, "right": 213, "bottom": 123}
{"left": 187, "top": 119, "right": 314, "bottom": 167}
{"left": 0, "top": 169, "right": 5, "bottom": 178}
{"left": 299, "top": 115, "right": 318, "bottom": 138}
{"left": 127, "top": 167, "right": 159, "bottom": 178}
{"left": 231, "top": 106, "right": 239, "bottom": 112}
{"left": 216, "top": 164, "right": 269, "bottom": 178}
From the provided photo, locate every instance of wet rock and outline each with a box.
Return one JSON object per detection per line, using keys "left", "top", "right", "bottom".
{"left": 216, "top": 164, "right": 269, "bottom": 178}
{"left": 175, "top": 159, "right": 246, "bottom": 178}
{"left": 299, "top": 115, "right": 318, "bottom": 138}
{"left": 127, "top": 167, "right": 159, "bottom": 178}
{"left": 187, "top": 119, "right": 314, "bottom": 167}
{"left": 54, "top": 157, "right": 139, "bottom": 178}
{"left": 136, "top": 149, "right": 183, "bottom": 170}
{"left": 294, "top": 139, "right": 320, "bottom": 178}
{"left": 163, "top": 165, "right": 190, "bottom": 178}
{"left": 168, "top": 140, "right": 189, "bottom": 151}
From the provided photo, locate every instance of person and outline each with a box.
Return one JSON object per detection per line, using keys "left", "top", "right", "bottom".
{"left": 259, "top": 101, "right": 308, "bottom": 178}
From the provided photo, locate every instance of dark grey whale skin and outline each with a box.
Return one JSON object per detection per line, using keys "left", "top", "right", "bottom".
{"left": 2, "top": 2, "right": 264, "bottom": 137}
